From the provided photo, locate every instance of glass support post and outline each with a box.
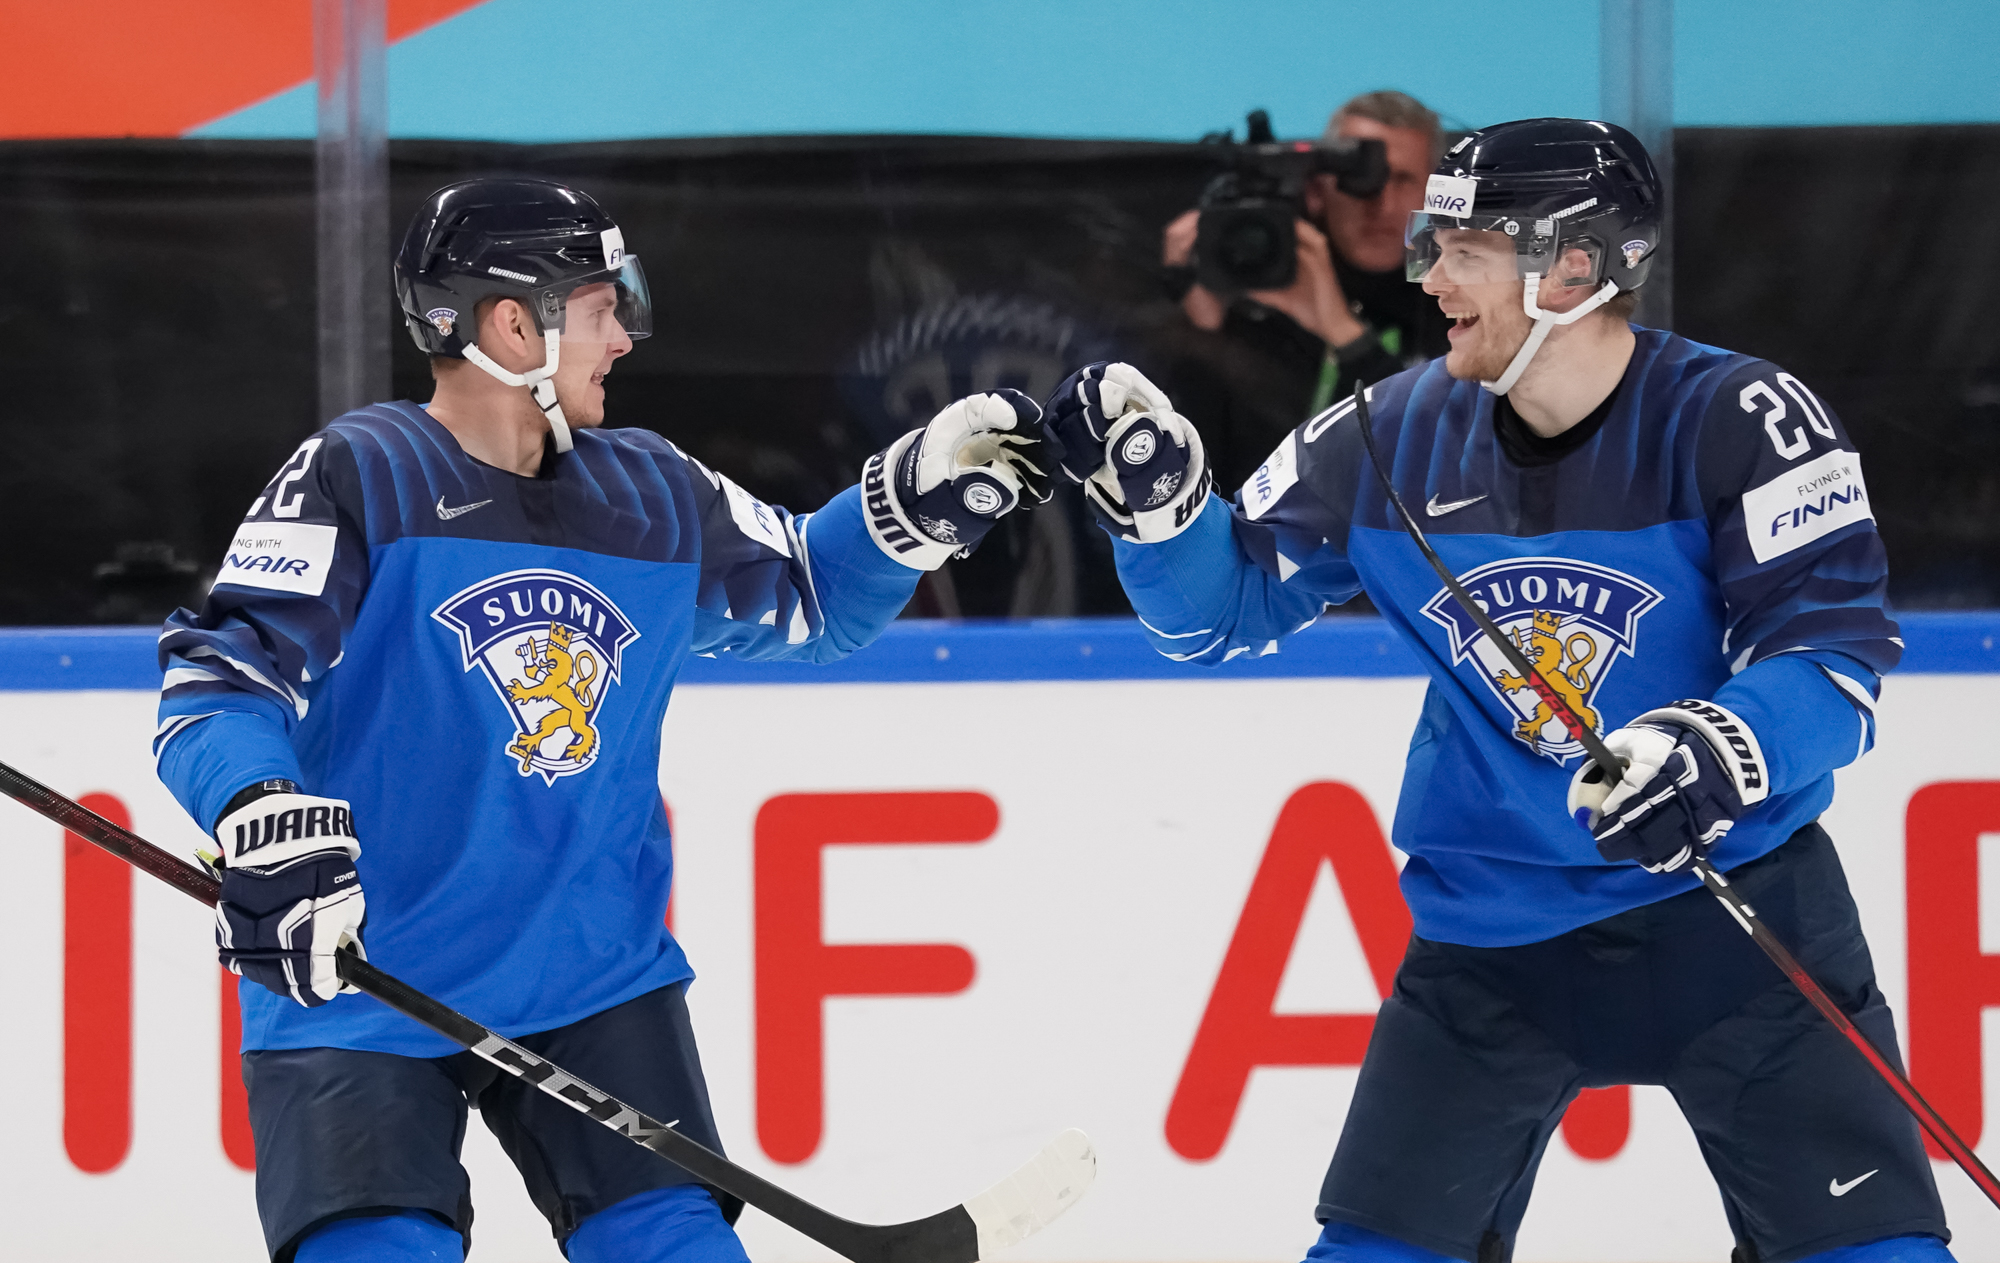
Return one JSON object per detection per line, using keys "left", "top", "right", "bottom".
{"left": 314, "top": 0, "right": 389, "bottom": 422}
{"left": 1600, "top": 0, "right": 1674, "bottom": 331}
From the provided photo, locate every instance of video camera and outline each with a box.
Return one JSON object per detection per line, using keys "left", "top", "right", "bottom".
{"left": 1192, "top": 110, "right": 1388, "bottom": 295}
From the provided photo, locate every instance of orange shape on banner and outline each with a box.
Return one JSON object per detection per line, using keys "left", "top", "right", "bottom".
{"left": 1165, "top": 782, "right": 1412, "bottom": 1162}
{"left": 64, "top": 792, "right": 133, "bottom": 1175}
{"left": 1906, "top": 780, "right": 2000, "bottom": 1159}
{"left": 754, "top": 791, "right": 993, "bottom": 1164}
{"left": 1, "top": 0, "right": 487, "bottom": 139}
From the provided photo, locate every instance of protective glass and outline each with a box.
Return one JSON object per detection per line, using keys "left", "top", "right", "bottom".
{"left": 557, "top": 257, "right": 653, "bottom": 342}
{"left": 1405, "top": 213, "right": 1611, "bottom": 291}
{"left": 1404, "top": 218, "right": 1525, "bottom": 285}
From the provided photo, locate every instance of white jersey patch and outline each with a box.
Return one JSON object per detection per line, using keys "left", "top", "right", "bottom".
{"left": 1741, "top": 448, "right": 1873, "bottom": 564}
{"left": 1240, "top": 432, "right": 1301, "bottom": 521}
{"left": 218, "top": 522, "right": 338, "bottom": 596}
{"left": 720, "top": 474, "right": 792, "bottom": 557}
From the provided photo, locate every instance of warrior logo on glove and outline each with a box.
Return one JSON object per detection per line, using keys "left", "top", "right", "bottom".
{"left": 212, "top": 789, "right": 367, "bottom": 1007}
{"left": 1422, "top": 557, "right": 1663, "bottom": 763}
{"left": 1041, "top": 362, "right": 1212, "bottom": 544}
{"left": 1569, "top": 699, "right": 1772, "bottom": 873}
{"left": 862, "top": 389, "right": 1054, "bottom": 571}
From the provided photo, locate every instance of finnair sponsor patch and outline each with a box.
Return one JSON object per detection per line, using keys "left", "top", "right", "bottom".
{"left": 219, "top": 522, "right": 338, "bottom": 596}
{"left": 1424, "top": 175, "right": 1477, "bottom": 217}
{"left": 1240, "top": 433, "right": 1300, "bottom": 521}
{"left": 1741, "top": 448, "right": 1873, "bottom": 563}
{"left": 720, "top": 474, "right": 791, "bottom": 557}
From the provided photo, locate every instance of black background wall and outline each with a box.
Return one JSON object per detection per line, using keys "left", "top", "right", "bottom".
{"left": 2, "top": 126, "right": 1996, "bottom": 624}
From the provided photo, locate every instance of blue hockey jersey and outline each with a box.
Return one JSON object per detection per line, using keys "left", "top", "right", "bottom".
{"left": 157, "top": 403, "right": 920, "bottom": 1056}
{"left": 1117, "top": 329, "right": 1896, "bottom": 946}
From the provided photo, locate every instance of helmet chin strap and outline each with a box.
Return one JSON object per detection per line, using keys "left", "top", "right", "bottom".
{"left": 1480, "top": 277, "right": 1622, "bottom": 397}
{"left": 461, "top": 330, "right": 574, "bottom": 453}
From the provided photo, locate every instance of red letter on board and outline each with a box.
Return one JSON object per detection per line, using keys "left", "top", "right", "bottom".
{"left": 755, "top": 791, "right": 993, "bottom": 1163}
{"left": 64, "top": 792, "right": 132, "bottom": 1175}
{"left": 1166, "top": 783, "right": 1412, "bottom": 1161}
{"left": 1907, "top": 781, "right": 2000, "bottom": 1158}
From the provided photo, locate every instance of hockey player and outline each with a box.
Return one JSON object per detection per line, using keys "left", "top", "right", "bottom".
{"left": 155, "top": 179, "right": 1050, "bottom": 1263}
{"left": 1045, "top": 120, "right": 1952, "bottom": 1262}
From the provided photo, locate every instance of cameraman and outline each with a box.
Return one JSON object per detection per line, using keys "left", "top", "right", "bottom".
{"left": 1162, "top": 91, "right": 1451, "bottom": 482}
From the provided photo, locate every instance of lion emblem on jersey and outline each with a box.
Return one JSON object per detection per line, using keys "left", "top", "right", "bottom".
{"left": 1421, "top": 558, "right": 1662, "bottom": 764}
{"left": 1493, "top": 608, "right": 1601, "bottom": 750}
{"left": 432, "top": 570, "right": 641, "bottom": 784}
{"left": 504, "top": 622, "right": 603, "bottom": 773}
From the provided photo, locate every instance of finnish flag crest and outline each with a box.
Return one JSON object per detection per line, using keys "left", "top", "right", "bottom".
{"left": 1421, "top": 557, "right": 1662, "bottom": 764}
{"left": 433, "top": 569, "right": 641, "bottom": 784}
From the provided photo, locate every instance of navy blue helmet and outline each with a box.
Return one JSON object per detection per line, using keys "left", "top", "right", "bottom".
{"left": 1405, "top": 118, "right": 1663, "bottom": 294}
{"left": 394, "top": 178, "right": 652, "bottom": 359}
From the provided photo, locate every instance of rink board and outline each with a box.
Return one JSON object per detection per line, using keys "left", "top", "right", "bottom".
{"left": 1, "top": 615, "right": 1998, "bottom": 1263}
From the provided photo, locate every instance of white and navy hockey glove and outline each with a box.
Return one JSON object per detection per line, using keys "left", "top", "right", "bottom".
{"left": 209, "top": 781, "right": 366, "bottom": 1007}
{"left": 1041, "top": 361, "right": 1210, "bottom": 543}
{"left": 1568, "top": 700, "right": 1771, "bottom": 874}
{"left": 862, "top": 389, "right": 1053, "bottom": 570}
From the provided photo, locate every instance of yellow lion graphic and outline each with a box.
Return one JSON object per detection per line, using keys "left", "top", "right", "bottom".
{"left": 504, "top": 621, "right": 602, "bottom": 774}
{"left": 1492, "top": 608, "right": 1600, "bottom": 751}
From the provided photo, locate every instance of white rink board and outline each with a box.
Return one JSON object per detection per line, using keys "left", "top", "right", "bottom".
{"left": 2, "top": 674, "right": 1998, "bottom": 1262}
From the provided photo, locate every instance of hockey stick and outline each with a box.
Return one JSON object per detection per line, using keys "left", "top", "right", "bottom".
{"left": 0, "top": 759, "right": 1096, "bottom": 1262}
{"left": 1348, "top": 381, "right": 2000, "bottom": 1209}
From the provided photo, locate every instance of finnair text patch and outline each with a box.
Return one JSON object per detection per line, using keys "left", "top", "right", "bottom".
{"left": 1741, "top": 449, "right": 1873, "bottom": 564}
{"left": 219, "top": 522, "right": 339, "bottom": 596}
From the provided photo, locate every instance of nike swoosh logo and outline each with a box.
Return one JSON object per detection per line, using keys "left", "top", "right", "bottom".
{"left": 1425, "top": 493, "right": 1488, "bottom": 517}
{"left": 1829, "top": 1170, "right": 1879, "bottom": 1196}
{"left": 436, "top": 496, "right": 494, "bottom": 521}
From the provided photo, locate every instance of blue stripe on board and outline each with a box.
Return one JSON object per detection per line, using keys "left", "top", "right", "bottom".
{"left": 2, "top": 612, "right": 1995, "bottom": 691}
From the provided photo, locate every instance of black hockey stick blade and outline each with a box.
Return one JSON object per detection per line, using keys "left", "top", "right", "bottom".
{"left": 1345, "top": 380, "right": 2000, "bottom": 1211}
{"left": 0, "top": 758, "right": 1098, "bottom": 1260}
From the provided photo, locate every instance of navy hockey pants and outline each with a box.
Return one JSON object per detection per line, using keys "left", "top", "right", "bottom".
{"left": 1316, "top": 824, "right": 1948, "bottom": 1263}
{"left": 242, "top": 982, "right": 741, "bottom": 1262}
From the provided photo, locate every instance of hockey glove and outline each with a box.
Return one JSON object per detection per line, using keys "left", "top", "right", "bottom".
{"left": 210, "top": 784, "right": 366, "bottom": 1007}
{"left": 862, "top": 389, "right": 1053, "bottom": 570}
{"left": 1042, "top": 361, "right": 1211, "bottom": 543}
{"left": 1568, "top": 700, "right": 1771, "bottom": 874}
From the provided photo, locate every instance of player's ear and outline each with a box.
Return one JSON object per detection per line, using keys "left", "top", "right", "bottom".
{"left": 479, "top": 297, "right": 533, "bottom": 363}
{"left": 1538, "top": 246, "right": 1598, "bottom": 310}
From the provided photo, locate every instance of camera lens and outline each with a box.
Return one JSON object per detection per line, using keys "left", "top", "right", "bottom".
{"left": 1219, "top": 218, "right": 1281, "bottom": 273}
{"left": 1195, "top": 203, "right": 1298, "bottom": 293}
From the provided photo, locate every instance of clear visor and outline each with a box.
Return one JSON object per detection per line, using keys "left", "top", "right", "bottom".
{"left": 1404, "top": 213, "right": 1606, "bottom": 290}
{"left": 556, "top": 257, "right": 652, "bottom": 343}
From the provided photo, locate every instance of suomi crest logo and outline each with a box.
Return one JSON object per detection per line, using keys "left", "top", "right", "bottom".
{"left": 432, "top": 570, "right": 641, "bottom": 784}
{"left": 1421, "top": 557, "right": 1662, "bottom": 764}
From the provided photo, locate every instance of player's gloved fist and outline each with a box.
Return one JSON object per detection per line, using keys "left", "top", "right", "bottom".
{"left": 210, "top": 785, "right": 366, "bottom": 1007}
{"left": 1568, "top": 700, "right": 1770, "bottom": 874}
{"left": 862, "top": 389, "right": 1053, "bottom": 570}
{"left": 1042, "top": 361, "right": 1175, "bottom": 483}
{"left": 1041, "top": 361, "right": 1211, "bottom": 543}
